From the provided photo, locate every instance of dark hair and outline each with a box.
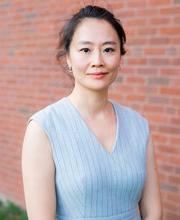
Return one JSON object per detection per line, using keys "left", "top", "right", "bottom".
{"left": 56, "top": 5, "right": 126, "bottom": 62}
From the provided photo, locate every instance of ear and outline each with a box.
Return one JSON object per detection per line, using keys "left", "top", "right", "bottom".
{"left": 120, "top": 54, "right": 124, "bottom": 64}
{"left": 118, "top": 58, "right": 122, "bottom": 72}
{"left": 66, "top": 53, "right": 71, "bottom": 68}
{"left": 119, "top": 55, "right": 123, "bottom": 68}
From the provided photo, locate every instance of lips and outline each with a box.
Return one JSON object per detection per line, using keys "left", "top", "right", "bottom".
{"left": 88, "top": 72, "right": 108, "bottom": 75}
{"left": 87, "top": 72, "right": 108, "bottom": 79}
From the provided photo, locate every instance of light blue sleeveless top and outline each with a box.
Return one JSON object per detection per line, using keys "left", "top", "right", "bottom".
{"left": 28, "top": 96, "right": 149, "bottom": 220}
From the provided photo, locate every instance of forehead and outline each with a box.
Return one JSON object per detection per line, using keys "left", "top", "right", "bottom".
{"left": 71, "top": 18, "right": 119, "bottom": 45}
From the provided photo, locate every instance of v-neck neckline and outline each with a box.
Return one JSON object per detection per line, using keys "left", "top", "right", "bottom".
{"left": 64, "top": 96, "right": 119, "bottom": 155}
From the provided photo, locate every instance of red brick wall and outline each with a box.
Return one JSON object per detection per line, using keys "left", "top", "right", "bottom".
{"left": 0, "top": 1, "right": 179, "bottom": 219}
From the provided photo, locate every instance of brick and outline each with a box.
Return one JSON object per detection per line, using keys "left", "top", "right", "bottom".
{"left": 169, "top": 175, "right": 180, "bottom": 185}
{"left": 166, "top": 107, "right": 177, "bottom": 115}
{"left": 174, "top": 16, "right": 180, "bottom": 23}
{"left": 136, "top": 86, "right": 159, "bottom": 94}
{"left": 148, "top": 77, "right": 170, "bottom": 86}
{"left": 0, "top": 2, "right": 11, "bottom": 8}
{"left": 159, "top": 164, "right": 174, "bottom": 173}
{"left": 159, "top": 144, "right": 180, "bottom": 155}
{"left": 175, "top": 167, "right": 180, "bottom": 174}
{"left": 126, "top": 0, "right": 146, "bottom": 7}
{"left": 111, "top": 2, "right": 124, "bottom": 9}
{"left": 171, "top": 79, "right": 180, "bottom": 86}
{"left": 144, "top": 104, "right": 165, "bottom": 113}
{"left": 24, "top": 11, "right": 37, "bottom": 20}
{"left": 148, "top": 37, "right": 170, "bottom": 44}
{"left": 129, "top": 47, "right": 143, "bottom": 56}
{"left": 138, "top": 28, "right": 157, "bottom": 35}
{"left": 117, "top": 10, "right": 135, "bottom": 17}
{"left": 137, "top": 68, "right": 158, "bottom": 75}
{"left": 166, "top": 47, "right": 177, "bottom": 55}
{"left": 148, "top": 96, "right": 169, "bottom": 104}
{"left": 147, "top": 114, "right": 169, "bottom": 123}
{"left": 171, "top": 58, "right": 180, "bottom": 65}
{"left": 167, "top": 193, "right": 180, "bottom": 203}
{"left": 119, "top": 85, "right": 136, "bottom": 93}
{"left": 126, "top": 76, "right": 145, "bottom": 84}
{"left": 160, "top": 68, "right": 180, "bottom": 76}
{"left": 126, "top": 94, "right": 146, "bottom": 102}
{"left": 138, "top": 8, "right": 159, "bottom": 16}
{"left": 121, "top": 67, "right": 136, "bottom": 74}
{"left": 148, "top": 58, "right": 170, "bottom": 65}
{"left": 149, "top": 0, "right": 171, "bottom": 5}
{"left": 160, "top": 27, "right": 180, "bottom": 35}
{"left": 152, "top": 133, "right": 169, "bottom": 143}
{"left": 159, "top": 125, "right": 180, "bottom": 135}
{"left": 128, "top": 38, "right": 148, "bottom": 45}
{"left": 164, "top": 201, "right": 178, "bottom": 212}
{"left": 160, "top": 183, "right": 178, "bottom": 192}
{"left": 171, "top": 37, "right": 180, "bottom": 44}
{"left": 160, "top": 6, "right": 180, "bottom": 15}
{"left": 159, "top": 173, "right": 169, "bottom": 182}
{"left": 170, "top": 137, "right": 180, "bottom": 145}
{"left": 144, "top": 47, "right": 165, "bottom": 55}
{"left": 149, "top": 17, "right": 171, "bottom": 25}
{"left": 156, "top": 152, "right": 170, "bottom": 163}
{"left": 125, "top": 27, "right": 136, "bottom": 36}
{"left": 128, "top": 58, "right": 147, "bottom": 65}
{"left": 160, "top": 87, "right": 180, "bottom": 96}
{"left": 171, "top": 117, "right": 180, "bottom": 125}
{"left": 126, "top": 18, "right": 146, "bottom": 26}
{"left": 174, "top": 0, "right": 180, "bottom": 3}
{"left": 169, "top": 156, "right": 180, "bottom": 166}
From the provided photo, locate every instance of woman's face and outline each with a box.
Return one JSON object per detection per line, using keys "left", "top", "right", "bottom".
{"left": 66, "top": 18, "right": 121, "bottom": 91}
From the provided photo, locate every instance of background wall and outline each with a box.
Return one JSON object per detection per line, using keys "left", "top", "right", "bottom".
{"left": 0, "top": 0, "right": 179, "bottom": 219}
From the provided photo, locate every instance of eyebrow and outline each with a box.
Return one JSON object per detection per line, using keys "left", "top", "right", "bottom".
{"left": 77, "top": 41, "right": 117, "bottom": 46}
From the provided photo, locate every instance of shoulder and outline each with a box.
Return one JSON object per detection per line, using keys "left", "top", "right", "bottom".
{"left": 27, "top": 97, "right": 66, "bottom": 126}
{"left": 111, "top": 99, "right": 149, "bottom": 131}
{"left": 24, "top": 97, "right": 66, "bottom": 151}
{"left": 112, "top": 99, "right": 147, "bottom": 120}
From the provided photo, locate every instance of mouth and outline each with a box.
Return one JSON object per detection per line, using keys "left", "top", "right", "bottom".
{"left": 87, "top": 72, "right": 108, "bottom": 75}
{"left": 87, "top": 72, "right": 109, "bottom": 79}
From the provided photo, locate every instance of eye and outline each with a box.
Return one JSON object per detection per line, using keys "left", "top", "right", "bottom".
{"left": 104, "top": 48, "right": 115, "bottom": 53}
{"left": 80, "top": 48, "right": 90, "bottom": 53}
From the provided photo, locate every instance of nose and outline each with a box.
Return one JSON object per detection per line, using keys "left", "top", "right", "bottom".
{"left": 91, "top": 50, "right": 104, "bottom": 67}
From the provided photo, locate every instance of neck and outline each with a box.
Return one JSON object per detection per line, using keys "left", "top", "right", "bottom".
{"left": 67, "top": 83, "right": 110, "bottom": 117}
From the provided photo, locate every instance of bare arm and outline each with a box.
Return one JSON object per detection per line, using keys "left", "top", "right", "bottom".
{"left": 139, "top": 134, "right": 163, "bottom": 220}
{"left": 21, "top": 120, "right": 56, "bottom": 220}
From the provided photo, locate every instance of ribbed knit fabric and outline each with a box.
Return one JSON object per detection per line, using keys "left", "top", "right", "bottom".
{"left": 28, "top": 96, "right": 149, "bottom": 220}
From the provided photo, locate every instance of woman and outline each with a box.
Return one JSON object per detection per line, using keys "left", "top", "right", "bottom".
{"left": 22, "top": 5, "right": 162, "bottom": 220}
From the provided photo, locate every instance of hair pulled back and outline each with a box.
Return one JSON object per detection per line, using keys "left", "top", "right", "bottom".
{"left": 56, "top": 5, "right": 126, "bottom": 61}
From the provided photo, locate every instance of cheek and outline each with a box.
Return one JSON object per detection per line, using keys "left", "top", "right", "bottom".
{"left": 71, "top": 54, "right": 88, "bottom": 70}
{"left": 106, "top": 57, "right": 120, "bottom": 71}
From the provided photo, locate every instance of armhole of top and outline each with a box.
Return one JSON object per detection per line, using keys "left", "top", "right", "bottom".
{"left": 143, "top": 117, "right": 151, "bottom": 159}
{"left": 27, "top": 116, "right": 55, "bottom": 161}
{"left": 145, "top": 118, "right": 150, "bottom": 144}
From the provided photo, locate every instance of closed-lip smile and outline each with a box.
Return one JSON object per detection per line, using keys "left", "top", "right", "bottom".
{"left": 87, "top": 72, "right": 108, "bottom": 75}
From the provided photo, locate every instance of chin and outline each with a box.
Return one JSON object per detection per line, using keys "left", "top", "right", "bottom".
{"left": 82, "top": 81, "right": 113, "bottom": 91}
